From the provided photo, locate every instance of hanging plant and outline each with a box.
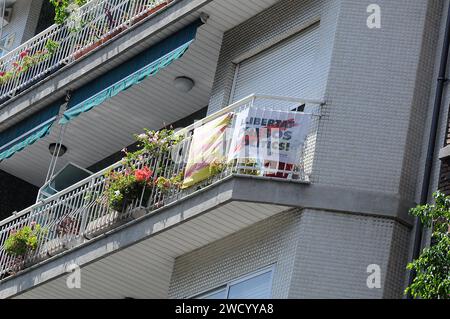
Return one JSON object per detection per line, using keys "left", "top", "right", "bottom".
{"left": 49, "top": 0, "right": 88, "bottom": 25}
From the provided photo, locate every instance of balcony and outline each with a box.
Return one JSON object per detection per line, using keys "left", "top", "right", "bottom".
{"left": 0, "top": 94, "right": 322, "bottom": 296}
{"left": 0, "top": 0, "right": 176, "bottom": 106}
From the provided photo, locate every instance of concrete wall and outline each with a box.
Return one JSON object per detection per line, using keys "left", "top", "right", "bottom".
{"left": 169, "top": 210, "right": 410, "bottom": 299}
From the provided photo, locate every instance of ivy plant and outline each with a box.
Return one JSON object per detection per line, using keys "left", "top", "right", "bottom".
{"left": 405, "top": 191, "right": 450, "bottom": 299}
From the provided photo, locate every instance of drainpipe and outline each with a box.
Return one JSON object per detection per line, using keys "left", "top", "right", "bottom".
{"left": 407, "top": 0, "right": 450, "bottom": 297}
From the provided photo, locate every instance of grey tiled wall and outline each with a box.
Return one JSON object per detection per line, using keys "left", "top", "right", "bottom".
{"left": 169, "top": 211, "right": 301, "bottom": 299}
{"left": 169, "top": 210, "right": 410, "bottom": 299}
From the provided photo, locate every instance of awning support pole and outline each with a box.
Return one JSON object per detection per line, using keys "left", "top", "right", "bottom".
{"left": 45, "top": 91, "right": 71, "bottom": 183}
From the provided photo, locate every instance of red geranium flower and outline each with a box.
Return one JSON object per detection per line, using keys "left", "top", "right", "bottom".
{"left": 0, "top": 72, "right": 5, "bottom": 77}
{"left": 19, "top": 49, "right": 30, "bottom": 59}
{"left": 135, "top": 167, "right": 153, "bottom": 183}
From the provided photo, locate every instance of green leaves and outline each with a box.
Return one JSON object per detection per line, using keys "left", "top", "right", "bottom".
{"left": 45, "top": 39, "right": 60, "bottom": 55}
{"left": 405, "top": 191, "right": 450, "bottom": 299}
{"left": 4, "top": 223, "right": 42, "bottom": 257}
{"left": 49, "top": 0, "right": 88, "bottom": 25}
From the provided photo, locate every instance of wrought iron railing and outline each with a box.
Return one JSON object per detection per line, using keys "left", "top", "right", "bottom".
{"left": 0, "top": 94, "right": 322, "bottom": 279}
{"left": 0, "top": 0, "right": 174, "bottom": 104}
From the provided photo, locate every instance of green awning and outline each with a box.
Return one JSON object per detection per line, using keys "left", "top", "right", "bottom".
{"left": 0, "top": 122, "right": 54, "bottom": 161}
{"left": 59, "top": 20, "right": 202, "bottom": 125}
{"left": 0, "top": 102, "right": 61, "bottom": 161}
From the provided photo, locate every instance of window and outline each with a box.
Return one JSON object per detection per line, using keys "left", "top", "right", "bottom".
{"left": 0, "top": 33, "right": 15, "bottom": 57}
{"left": 229, "top": 23, "right": 320, "bottom": 105}
{"left": 195, "top": 266, "right": 275, "bottom": 299}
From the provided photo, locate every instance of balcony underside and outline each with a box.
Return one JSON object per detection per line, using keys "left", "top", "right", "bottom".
{"left": 0, "top": 0, "right": 280, "bottom": 187}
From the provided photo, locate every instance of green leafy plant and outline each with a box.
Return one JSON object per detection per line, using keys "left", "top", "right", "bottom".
{"left": 45, "top": 39, "right": 60, "bottom": 55}
{"left": 122, "top": 128, "right": 182, "bottom": 176}
{"left": 209, "top": 159, "right": 227, "bottom": 177}
{"left": 155, "top": 171, "right": 183, "bottom": 194}
{"left": 49, "top": 0, "right": 88, "bottom": 25}
{"left": 4, "top": 222, "right": 42, "bottom": 257}
{"left": 0, "top": 69, "right": 13, "bottom": 85}
{"left": 129, "top": 128, "right": 181, "bottom": 159}
{"left": 405, "top": 191, "right": 450, "bottom": 299}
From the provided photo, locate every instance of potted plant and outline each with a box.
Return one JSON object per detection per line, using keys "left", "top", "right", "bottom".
{"left": 4, "top": 222, "right": 42, "bottom": 258}
{"left": 104, "top": 166, "right": 154, "bottom": 212}
{"left": 152, "top": 171, "right": 183, "bottom": 208}
{"left": 3, "top": 222, "right": 44, "bottom": 272}
{"left": 209, "top": 160, "right": 227, "bottom": 177}
{"left": 107, "top": 127, "right": 182, "bottom": 210}
{"left": 72, "top": 22, "right": 126, "bottom": 60}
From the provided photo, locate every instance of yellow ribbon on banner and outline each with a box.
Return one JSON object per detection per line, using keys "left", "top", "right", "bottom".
{"left": 182, "top": 113, "right": 233, "bottom": 189}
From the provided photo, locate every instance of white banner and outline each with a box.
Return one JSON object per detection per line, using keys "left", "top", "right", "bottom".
{"left": 228, "top": 108, "right": 312, "bottom": 166}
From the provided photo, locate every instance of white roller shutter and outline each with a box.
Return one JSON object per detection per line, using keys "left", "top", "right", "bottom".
{"left": 232, "top": 23, "right": 320, "bottom": 103}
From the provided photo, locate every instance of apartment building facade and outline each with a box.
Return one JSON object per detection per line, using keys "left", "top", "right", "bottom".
{"left": 0, "top": 0, "right": 447, "bottom": 299}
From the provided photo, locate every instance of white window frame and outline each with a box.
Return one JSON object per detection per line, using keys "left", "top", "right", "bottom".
{"left": 193, "top": 265, "right": 276, "bottom": 299}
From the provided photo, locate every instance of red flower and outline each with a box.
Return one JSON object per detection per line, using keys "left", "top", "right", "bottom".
{"left": 0, "top": 72, "right": 5, "bottom": 77}
{"left": 19, "top": 49, "right": 30, "bottom": 59}
{"left": 135, "top": 167, "right": 153, "bottom": 182}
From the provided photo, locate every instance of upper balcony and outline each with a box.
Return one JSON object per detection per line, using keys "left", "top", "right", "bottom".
{"left": 1, "top": 0, "right": 287, "bottom": 128}
{"left": 0, "top": 94, "right": 323, "bottom": 298}
{"left": 0, "top": 0, "right": 177, "bottom": 106}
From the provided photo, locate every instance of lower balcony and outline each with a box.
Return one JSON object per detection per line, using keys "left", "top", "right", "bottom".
{"left": 0, "top": 94, "right": 323, "bottom": 298}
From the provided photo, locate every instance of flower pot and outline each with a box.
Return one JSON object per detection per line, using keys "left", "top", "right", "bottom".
{"left": 100, "top": 26, "right": 126, "bottom": 45}
{"left": 72, "top": 40, "right": 102, "bottom": 60}
{"left": 131, "top": 1, "right": 170, "bottom": 26}
{"left": 84, "top": 210, "right": 121, "bottom": 239}
{"left": 264, "top": 162, "right": 293, "bottom": 179}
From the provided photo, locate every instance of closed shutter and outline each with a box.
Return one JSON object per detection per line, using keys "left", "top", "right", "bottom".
{"left": 232, "top": 23, "right": 320, "bottom": 103}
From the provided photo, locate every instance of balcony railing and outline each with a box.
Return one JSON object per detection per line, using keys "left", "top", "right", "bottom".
{"left": 0, "top": 0, "right": 174, "bottom": 104}
{"left": 0, "top": 94, "right": 322, "bottom": 279}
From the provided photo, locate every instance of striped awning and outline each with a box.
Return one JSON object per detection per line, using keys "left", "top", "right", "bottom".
{"left": 59, "top": 19, "right": 203, "bottom": 125}
{"left": 0, "top": 102, "right": 61, "bottom": 161}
